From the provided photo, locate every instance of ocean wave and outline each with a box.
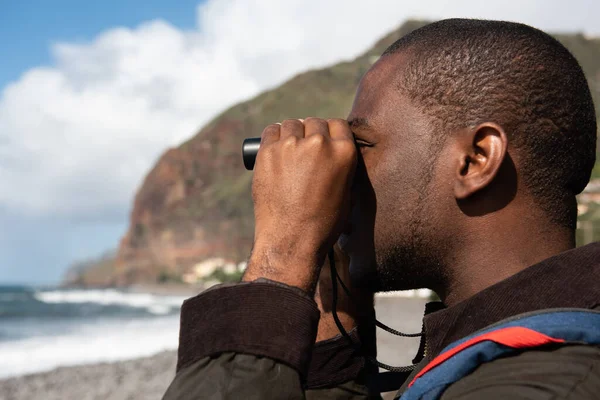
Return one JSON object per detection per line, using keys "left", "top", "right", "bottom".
{"left": 33, "top": 289, "right": 187, "bottom": 315}
{"left": 0, "top": 315, "right": 180, "bottom": 379}
{"left": 0, "top": 293, "right": 30, "bottom": 302}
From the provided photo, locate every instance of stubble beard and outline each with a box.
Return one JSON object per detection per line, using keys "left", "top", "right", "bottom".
{"left": 372, "top": 181, "right": 446, "bottom": 293}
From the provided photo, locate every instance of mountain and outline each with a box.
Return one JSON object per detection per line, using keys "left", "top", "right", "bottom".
{"left": 62, "top": 250, "right": 117, "bottom": 287}
{"left": 75, "top": 20, "right": 600, "bottom": 286}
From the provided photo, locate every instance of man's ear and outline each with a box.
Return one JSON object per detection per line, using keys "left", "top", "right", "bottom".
{"left": 454, "top": 123, "right": 508, "bottom": 200}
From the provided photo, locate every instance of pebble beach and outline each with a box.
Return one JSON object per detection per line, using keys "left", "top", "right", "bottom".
{"left": 0, "top": 297, "right": 428, "bottom": 400}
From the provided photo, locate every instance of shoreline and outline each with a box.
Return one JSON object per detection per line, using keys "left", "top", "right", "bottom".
{"left": 0, "top": 297, "right": 427, "bottom": 400}
{"left": 125, "top": 282, "right": 205, "bottom": 297}
{"left": 60, "top": 282, "right": 433, "bottom": 299}
{"left": 56, "top": 282, "right": 206, "bottom": 297}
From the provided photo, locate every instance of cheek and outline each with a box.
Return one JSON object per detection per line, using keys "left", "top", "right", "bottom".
{"left": 368, "top": 156, "right": 427, "bottom": 248}
{"left": 372, "top": 192, "right": 412, "bottom": 250}
{"left": 372, "top": 163, "right": 421, "bottom": 218}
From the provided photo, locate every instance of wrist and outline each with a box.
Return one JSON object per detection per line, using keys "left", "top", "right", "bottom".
{"left": 315, "top": 286, "right": 375, "bottom": 342}
{"left": 243, "top": 238, "right": 327, "bottom": 293}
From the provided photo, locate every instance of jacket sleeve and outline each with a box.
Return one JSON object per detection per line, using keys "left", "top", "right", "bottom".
{"left": 439, "top": 344, "right": 600, "bottom": 400}
{"left": 162, "top": 281, "right": 378, "bottom": 400}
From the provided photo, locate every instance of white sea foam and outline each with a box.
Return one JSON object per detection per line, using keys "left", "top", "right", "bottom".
{"left": 0, "top": 315, "right": 181, "bottom": 379}
{"left": 375, "top": 289, "right": 433, "bottom": 298}
{"left": 33, "top": 289, "right": 188, "bottom": 315}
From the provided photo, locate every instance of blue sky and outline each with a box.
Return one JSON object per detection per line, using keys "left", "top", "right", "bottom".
{"left": 0, "top": 1, "right": 204, "bottom": 285}
{"left": 0, "top": 1, "right": 200, "bottom": 88}
{"left": 1, "top": 0, "right": 599, "bottom": 285}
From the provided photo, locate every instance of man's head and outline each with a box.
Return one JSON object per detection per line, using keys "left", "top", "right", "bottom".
{"left": 340, "top": 19, "right": 597, "bottom": 296}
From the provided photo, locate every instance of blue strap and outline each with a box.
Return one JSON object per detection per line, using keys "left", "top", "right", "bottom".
{"left": 400, "top": 309, "right": 600, "bottom": 400}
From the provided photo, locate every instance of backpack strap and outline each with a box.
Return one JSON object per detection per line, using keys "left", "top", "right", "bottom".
{"left": 400, "top": 309, "right": 600, "bottom": 400}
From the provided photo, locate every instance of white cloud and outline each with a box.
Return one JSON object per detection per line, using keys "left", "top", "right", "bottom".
{"left": 1, "top": 0, "right": 598, "bottom": 218}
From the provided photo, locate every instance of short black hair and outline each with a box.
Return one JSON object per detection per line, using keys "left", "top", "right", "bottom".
{"left": 383, "top": 19, "right": 597, "bottom": 229}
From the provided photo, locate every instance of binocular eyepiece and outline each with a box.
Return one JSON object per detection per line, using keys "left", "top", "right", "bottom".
{"left": 242, "top": 138, "right": 261, "bottom": 170}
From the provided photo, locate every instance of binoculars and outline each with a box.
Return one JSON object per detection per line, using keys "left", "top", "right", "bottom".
{"left": 242, "top": 138, "right": 261, "bottom": 170}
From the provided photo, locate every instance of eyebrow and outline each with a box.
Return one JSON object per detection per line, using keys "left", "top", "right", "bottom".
{"left": 347, "top": 117, "right": 371, "bottom": 130}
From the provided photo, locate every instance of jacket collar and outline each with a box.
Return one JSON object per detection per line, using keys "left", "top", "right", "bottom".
{"left": 422, "top": 242, "right": 600, "bottom": 360}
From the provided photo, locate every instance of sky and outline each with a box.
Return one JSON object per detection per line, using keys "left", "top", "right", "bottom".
{"left": 1, "top": 0, "right": 600, "bottom": 285}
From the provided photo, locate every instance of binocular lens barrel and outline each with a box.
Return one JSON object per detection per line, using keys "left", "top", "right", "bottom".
{"left": 242, "top": 137, "right": 261, "bottom": 170}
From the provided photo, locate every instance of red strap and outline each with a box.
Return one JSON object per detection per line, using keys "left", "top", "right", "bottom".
{"left": 408, "top": 326, "right": 565, "bottom": 387}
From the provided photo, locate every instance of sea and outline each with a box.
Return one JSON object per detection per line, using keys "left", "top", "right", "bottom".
{"left": 0, "top": 285, "right": 189, "bottom": 379}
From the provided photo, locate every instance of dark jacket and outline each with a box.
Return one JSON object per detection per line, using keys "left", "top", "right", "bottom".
{"left": 163, "top": 242, "right": 600, "bottom": 399}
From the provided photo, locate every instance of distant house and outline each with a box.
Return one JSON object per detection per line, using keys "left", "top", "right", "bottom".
{"left": 182, "top": 258, "right": 246, "bottom": 284}
{"left": 577, "top": 179, "right": 600, "bottom": 245}
{"left": 579, "top": 179, "right": 600, "bottom": 205}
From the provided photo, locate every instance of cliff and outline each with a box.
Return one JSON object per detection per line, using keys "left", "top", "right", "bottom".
{"left": 86, "top": 20, "right": 600, "bottom": 285}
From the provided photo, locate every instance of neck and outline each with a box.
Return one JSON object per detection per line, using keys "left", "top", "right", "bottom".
{"left": 438, "top": 214, "right": 575, "bottom": 307}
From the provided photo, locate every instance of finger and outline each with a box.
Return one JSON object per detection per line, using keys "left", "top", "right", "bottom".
{"left": 327, "top": 118, "right": 353, "bottom": 141}
{"left": 280, "top": 119, "right": 305, "bottom": 139}
{"left": 261, "top": 123, "right": 281, "bottom": 146}
{"left": 303, "top": 117, "right": 330, "bottom": 138}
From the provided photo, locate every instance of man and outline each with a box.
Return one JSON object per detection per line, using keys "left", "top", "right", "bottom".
{"left": 164, "top": 19, "right": 600, "bottom": 399}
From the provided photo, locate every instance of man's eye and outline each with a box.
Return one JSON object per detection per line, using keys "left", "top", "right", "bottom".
{"left": 355, "top": 139, "right": 373, "bottom": 148}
